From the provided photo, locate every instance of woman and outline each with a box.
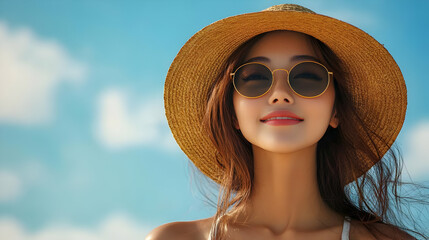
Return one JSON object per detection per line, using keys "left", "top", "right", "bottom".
{"left": 147, "top": 4, "right": 427, "bottom": 240}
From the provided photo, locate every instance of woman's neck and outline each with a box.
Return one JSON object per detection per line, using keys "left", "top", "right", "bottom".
{"left": 232, "top": 143, "right": 343, "bottom": 235}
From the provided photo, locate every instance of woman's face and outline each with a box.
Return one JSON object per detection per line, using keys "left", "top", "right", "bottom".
{"left": 233, "top": 31, "right": 339, "bottom": 153}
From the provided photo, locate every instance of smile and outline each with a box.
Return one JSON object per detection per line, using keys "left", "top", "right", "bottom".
{"left": 260, "top": 110, "right": 304, "bottom": 126}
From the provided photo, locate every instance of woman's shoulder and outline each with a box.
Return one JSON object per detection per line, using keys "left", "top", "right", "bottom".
{"left": 145, "top": 217, "right": 214, "bottom": 240}
{"left": 145, "top": 216, "right": 417, "bottom": 240}
{"left": 350, "top": 219, "right": 417, "bottom": 240}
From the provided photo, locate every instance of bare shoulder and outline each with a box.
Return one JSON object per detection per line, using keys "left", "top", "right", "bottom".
{"left": 145, "top": 217, "right": 214, "bottom": 240}
{"left": 350, "top": 219, "right": 416, "bottom": 240}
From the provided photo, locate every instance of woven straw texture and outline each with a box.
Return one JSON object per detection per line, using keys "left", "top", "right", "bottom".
{"left": 164, "top": 4, "right": 407, "bottom": 185}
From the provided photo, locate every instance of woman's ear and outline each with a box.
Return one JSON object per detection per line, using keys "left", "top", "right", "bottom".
{"left": 329, "top": 109, "right": 339, "bottom": 128}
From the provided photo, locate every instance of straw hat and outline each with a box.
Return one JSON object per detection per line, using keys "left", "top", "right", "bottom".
{"left": 164, "top": 4, "right": 407, "bottom": 185}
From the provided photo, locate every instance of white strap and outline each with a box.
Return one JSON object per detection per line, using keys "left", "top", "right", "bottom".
{"left": 341, "top": 216, "right": 351, "bottom": 240}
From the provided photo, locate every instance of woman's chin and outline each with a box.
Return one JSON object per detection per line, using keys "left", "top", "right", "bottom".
{"left": 252, "top": 141, "right": 317, "bottom": 155}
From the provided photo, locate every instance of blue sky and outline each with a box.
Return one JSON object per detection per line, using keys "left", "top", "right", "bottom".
{"left": 0, "top": 0, "right": 428, "bottom": 239}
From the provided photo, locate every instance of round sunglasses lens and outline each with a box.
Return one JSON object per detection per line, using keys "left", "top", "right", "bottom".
{"left": 234, "top": 63, "right": 272, "bottom": 97}
{"left": 289, "top": 62, "right": 329, "bottom": 97}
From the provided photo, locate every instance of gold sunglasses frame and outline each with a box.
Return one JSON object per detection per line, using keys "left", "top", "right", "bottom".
{"left": 230, "top": 60, "right": 333, "bottom": 99}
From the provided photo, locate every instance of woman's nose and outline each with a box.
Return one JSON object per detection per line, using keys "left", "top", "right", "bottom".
{"left": 268, "top": 69, "right": 295, "bottom": 104}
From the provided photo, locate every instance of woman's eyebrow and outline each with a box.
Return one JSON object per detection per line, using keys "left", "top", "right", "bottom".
{"left": 243, "top": 55, "right": 321, "bottom": 64}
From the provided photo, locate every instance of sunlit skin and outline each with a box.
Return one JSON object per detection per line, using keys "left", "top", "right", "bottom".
{"left": 228, "top": 31, "right": 343, "bottom": 238}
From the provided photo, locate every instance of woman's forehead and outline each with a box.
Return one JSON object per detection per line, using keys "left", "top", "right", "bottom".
{"left": 245, "top": 31, "right": 317, "bottom": 63}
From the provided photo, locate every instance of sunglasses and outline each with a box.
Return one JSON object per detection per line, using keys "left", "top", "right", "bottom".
{"left": 230, "top": 61, "right": 333, "bottom": 98}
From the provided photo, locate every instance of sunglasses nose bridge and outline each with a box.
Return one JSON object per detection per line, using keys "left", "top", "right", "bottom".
{"left": 271, "top": 68, "right": 290, "bottom": 86}
{"left": 272, "top": 68, "right": 289, "bottom": 74}
{"left": 269, "top": 68, "right": 294, "bottom": 97}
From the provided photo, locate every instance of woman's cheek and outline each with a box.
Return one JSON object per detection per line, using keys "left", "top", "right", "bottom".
{"left": 304, "top": 101, "right": 335, "bottom": 139}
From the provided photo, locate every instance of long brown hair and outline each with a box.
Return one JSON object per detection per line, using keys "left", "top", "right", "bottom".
{"left": 197, "top": 30, "right": 429, "bottom": 240}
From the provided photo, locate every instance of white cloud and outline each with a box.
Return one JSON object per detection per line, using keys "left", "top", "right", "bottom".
{"left": 0, "top": 213, "right": 153, "bottom": 240}
{"left": 0, "top": 21, "right": 86, "bottom": 125}
{"left": 0, "top": 217, "right": 26, "bottom": 240}
{"left": 0, "top": 170, "right": 23, "bottom": 202}
{"left": 94, "top": 88, "right": 179, "bottom": 151}
{"left": 403, "top": 120, "right": 429, "bottom": 180}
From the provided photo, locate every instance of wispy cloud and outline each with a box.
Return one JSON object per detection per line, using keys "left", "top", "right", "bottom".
{"left": 0, "top": 170, "right": 22, "bottom": 202}
{"left": 94, "top": 88, "right": 179, "bottom": 151}
{"left": 403, "top": 120, "right": 429, "bottom": 180}
{"left": 0, "top": 21, "right": 87, "bottom": 125}
{"left": 0, "top": 161, "right": 48, "bottom": 203}
{"left": 0, "top": 213, "right": 153, "bottom": 240}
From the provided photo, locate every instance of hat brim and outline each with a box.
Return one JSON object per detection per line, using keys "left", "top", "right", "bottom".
{"left": 164, "top": 10, "right": 407, "bottom": 185}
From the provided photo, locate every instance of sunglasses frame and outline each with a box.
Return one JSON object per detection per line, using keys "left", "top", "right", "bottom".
{"left": 230, "top": 60, "right": 333, "bottom": 99}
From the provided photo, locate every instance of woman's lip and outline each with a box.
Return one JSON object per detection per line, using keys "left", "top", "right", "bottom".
{"left": 261, "top": 119, "right": 303, "bottom": 126}
{"left": 260, "top": 110, "right": 304, "bottom": 121}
